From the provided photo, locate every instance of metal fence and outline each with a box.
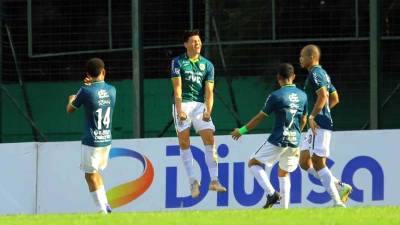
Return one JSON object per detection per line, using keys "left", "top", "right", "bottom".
{"left": 1, "top": 0, "right": 400, "bottom": 141}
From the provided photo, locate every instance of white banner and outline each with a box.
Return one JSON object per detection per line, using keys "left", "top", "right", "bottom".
{"left": 0, "top": 143, "right": 37, "bottom": 214}
{"left": 0, "top": 129, "right": 398, "bottom": 214}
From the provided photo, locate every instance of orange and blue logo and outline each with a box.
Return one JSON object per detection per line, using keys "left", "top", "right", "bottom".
{"left": 106, "top": 148, "right": 154, "bottom": 209}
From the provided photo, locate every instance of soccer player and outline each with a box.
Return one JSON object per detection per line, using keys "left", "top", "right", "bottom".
{"left": 171, "top": 29, "right": 226, "bottom": 198}
{"left": 231, "top": 63, "right": 308, "bottom": 209}
{"left": 299, "top": 44, "right": 352, "bottom": 207}
{"left": 66, "top": 58, "right": 116, "bottom": 213}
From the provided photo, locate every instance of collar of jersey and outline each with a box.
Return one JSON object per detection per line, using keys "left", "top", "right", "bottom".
{"left": 309, "top": 65, "right": 321, "bottom": 71}
{"left": 92, "top": 81, "right": 105, "bottom": 84}
{"left": 185, "top": 53, "right": 201, "bottom": 63}
{"left": 281, "top": 84, "right": 296, "bottom": 88}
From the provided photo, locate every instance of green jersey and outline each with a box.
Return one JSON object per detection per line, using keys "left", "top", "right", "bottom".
{"left": 171, "top": 54, "right": 214, "bottom": 103}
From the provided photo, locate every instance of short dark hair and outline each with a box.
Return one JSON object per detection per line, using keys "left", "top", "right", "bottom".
{"left": 183, "top": 29, "right": 200, "bottom": 42}
{"left": 277, "top": 63, "right": 295, "bottom": 79}
{"left": 86, "top": 58, "right": 105, "bottom": 77}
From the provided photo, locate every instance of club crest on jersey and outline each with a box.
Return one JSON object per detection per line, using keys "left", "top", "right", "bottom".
{"left": 199, "top": 63, "right": 206, "bottom": 71}
{"left": 98, "top": 89, "right": 109, "bottom": 99}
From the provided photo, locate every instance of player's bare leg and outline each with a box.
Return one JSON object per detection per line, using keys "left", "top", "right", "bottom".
{"left": 301, "top": 150, "right": 352, "bottom": 203}
{"left": 248, "top": 158, "right": 280, "bottom": 208}
{"left": 299, "top": 150, "right": 312, "bottom": 171}
{"left": 278, "top": 168, "right": 290, "bottom": 209}
{"left": 178, "top": 128, "right": 200, "bottom": 198}
{"left": 85, "top": 172, "right": 111, "bottom": 213}
{"left": 199, "top": 129, "right": 226, "bottom": 192}
{"left": 300, "top": 150, "right": 320, "bottom": 178}
{"left": 85, "top": 172, "right": 103, "bottom": 192}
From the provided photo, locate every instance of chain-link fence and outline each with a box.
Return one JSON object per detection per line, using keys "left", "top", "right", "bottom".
{"left": 1, "top": 0, "right": 400, "bottom": 142}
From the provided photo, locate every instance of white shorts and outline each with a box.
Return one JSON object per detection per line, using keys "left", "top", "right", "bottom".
{"left": 172, "top": 102, "right": 215, "bottom": 133}
{"left": 300, "top": 128, "right": 332, "bottom": 157}
{"left": 250, "top": 141, "right": 300, "bottom": 173}
{"left": 81, "top": 144, "right": 111, "bottom": 173}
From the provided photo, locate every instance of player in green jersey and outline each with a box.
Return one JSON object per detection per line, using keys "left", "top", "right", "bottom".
{"left": 171, "top": 30, "right": 226, "bottom": 198}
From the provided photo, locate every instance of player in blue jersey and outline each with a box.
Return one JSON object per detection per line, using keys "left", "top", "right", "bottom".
{"left": 66, "top": 58, "right": 116, "bottom": 213}
{"left": 171, "top": 29, "right": 226, "bottom": 198}
{"left": 231, "top": 63, "right": 308, "bottom": 209}
{"left": 299, "top": 44, "right": 352, "bottom": 207}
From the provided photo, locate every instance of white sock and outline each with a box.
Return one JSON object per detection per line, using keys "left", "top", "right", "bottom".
{"left": 317, "top": 167, "right": 342, "bottom": 204}
{"left": 309, "top": 167, "right": 340, "bottom": 187}
{"left": 91, "top": 185, "right": 107, "bottom": 212}
{"left": 250, "top": 165, "right": 275, "bottom": 195}
{"left": 279, "top": 176, "right": 290, "bottom": 209}
{"left": 98, "top": 185, "right": 109, "bottom": 205}
{"left": 205, "top": 145, "right": 218, "bottom": 181}
{"left": 181, "top": 149, "right": 196, "bottom": 184}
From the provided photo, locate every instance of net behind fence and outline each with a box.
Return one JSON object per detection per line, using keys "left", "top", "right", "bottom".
{"left": 1, "top": 0, "right": 400, "bottom": 142}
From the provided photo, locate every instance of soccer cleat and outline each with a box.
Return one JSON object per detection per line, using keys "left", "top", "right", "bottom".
{"left": 191, "top": 180, "right": 201, "bottom": 198}
{"left": 105, "top": 204, "right": 112, "bottom": 213}
{"left": 337, "top": 182, "right": 353, "bottom": 203}
{"left": 209, "top": 180, "right": 227, "bottom": 192}
{"left": 263, "top": 191, "right": 281, "bottom": 209}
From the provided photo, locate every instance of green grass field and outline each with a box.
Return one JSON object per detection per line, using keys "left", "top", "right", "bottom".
{"left": 1, "top": 207, "right": 399, "bottom": 225}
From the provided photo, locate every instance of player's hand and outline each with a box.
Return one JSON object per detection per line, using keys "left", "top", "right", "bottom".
{"left": 308, "top": 117, "right": 319, "bottom": 135}
{"left": 202, "top": 111, "right": 211, "bottom": 122}
{"left": 83, "top": 75, "right": 92, "bottom": 85}
{"left": 230, "top": 128, "right": 242, "bottom": 140}
{"left": 68, "top": 95, "right": 76, "bottom": 104}
{"left": 178, "top": 111, "right": 187, "bottom": 121}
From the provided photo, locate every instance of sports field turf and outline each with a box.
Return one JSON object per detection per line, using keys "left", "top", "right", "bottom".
{"left": 1, "top": 207, "right": 399, "bottom": 225}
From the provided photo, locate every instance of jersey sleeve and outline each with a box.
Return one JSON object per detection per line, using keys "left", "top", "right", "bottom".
{"left": 310, "top": 71, "right": 329, "bottom": 92}
{"left": 261, "top": 94, "right": 275, "bottom": 116}
{"left": 171, "top": 58, "right": 181, "bottom": 78}
{"left": 71, "top": 87, "right": 85, "bottom": 109}
{"left": 328, "top": 83, "right": 337, "bottom": 94}
{"left": 206, "top": 62, "right": 215, "bottom": 82}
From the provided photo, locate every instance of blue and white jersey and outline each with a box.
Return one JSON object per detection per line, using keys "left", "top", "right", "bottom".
{"left": 262, "top": 84, "right": 308, "bottom": 148}
{"left": 304, "top": 65, "right": 334, "bottom": 130}
{"left": 72, "top": 81, "right": 116, "bottom": 147}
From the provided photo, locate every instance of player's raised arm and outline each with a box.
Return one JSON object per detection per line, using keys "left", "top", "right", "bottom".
{"left": 66, "top": 95, "right": 76, "bottom": 113}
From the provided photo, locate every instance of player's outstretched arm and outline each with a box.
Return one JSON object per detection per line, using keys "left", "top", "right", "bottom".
{"left": 231, "top": 112, "right": 266, "bottom": 140}
{"left": 203, "top": 81, "right": 214, "bottom": 121}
